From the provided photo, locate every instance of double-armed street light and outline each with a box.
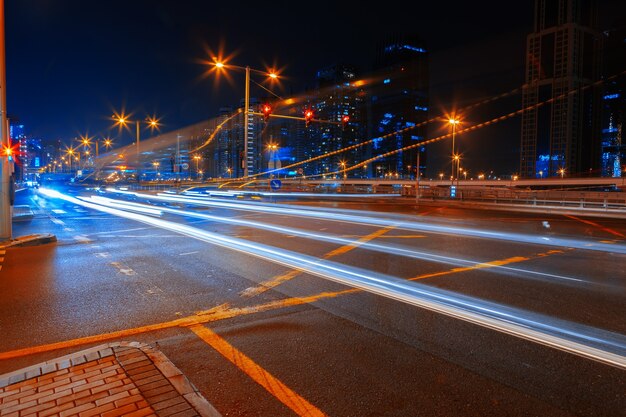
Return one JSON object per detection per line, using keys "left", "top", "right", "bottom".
{"left": 112, "top": 112, "right": 160, "bottom": 179}
{"left": 211, "top": 59, "right": 279, "bottom": 178}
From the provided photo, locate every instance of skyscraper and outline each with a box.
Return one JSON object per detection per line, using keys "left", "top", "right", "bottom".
{"left": 368, "top": 35, "right": 429, "bottom": 179}
{"left": 309, "top": 64, "right": 363, "bottom": 177}
{"left": 520, "top": 0, "right": 602, "bottom": 178}
{"left": 600, "top": 18, "right": 626, "bottom": 177}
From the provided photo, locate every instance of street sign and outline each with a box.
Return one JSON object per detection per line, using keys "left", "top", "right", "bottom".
{"left": 181, "top": 162, "right": 189, "bottom": 170}
{"left": 270, "top": 179, "right": 282, "bottom": 190}
{"left": 450, "top": 185, "right": 456, "bottom": 198}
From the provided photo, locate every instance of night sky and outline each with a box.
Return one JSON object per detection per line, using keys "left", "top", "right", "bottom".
{"left": 6, "top": 0, "right": 626, "bottom": 175}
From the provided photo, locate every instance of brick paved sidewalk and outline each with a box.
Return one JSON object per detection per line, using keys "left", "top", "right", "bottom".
{"left": 0, "top": 342, "right": 220, "bottom": 417}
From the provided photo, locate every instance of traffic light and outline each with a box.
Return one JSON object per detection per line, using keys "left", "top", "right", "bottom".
{"left": 341, "top": 115, "right": 350, "bottom": 130}
{"left": 262, "top": 104, "right": 272, "bottom": 122}
{"left": 304, "top": 109, "right": 313, "bottom": 127}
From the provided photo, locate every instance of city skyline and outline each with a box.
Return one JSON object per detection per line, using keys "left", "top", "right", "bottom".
{"left": 6, "top": 0, "right": 626, "bottom": 176}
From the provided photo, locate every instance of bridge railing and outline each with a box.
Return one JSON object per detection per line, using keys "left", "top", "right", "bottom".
{"left": 405, "top": 186, "right": 626, "bottom": 211}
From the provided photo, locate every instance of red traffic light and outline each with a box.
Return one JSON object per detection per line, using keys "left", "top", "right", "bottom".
{"left": 304, "top": 109, "right": 313, "bottom": 127}
{"left": 262, "top": 104, "right": 272, "bottom": 121}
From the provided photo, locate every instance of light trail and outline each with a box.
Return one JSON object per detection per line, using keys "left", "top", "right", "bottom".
{"left": 107, "top": 188, "right": 626, "bottom": 255}
{"left": 82, "top": 195, "right": 592, "bottom": 287}
{"left": 38, "top": 188, "right": 626, "bottom": 369}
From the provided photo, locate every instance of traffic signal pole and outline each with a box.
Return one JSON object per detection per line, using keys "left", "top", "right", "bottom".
{"left": 0, "top": 0, "right": 11, "bottom": 242}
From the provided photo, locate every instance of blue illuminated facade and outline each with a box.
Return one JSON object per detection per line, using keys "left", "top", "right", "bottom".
{"left": 368, "top": 35, "right": 429, "bottom": 178}
{"left": 600, "top": 20, "right": 626, "bottom": 177}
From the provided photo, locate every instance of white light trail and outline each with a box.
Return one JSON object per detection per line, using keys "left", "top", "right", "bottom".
{"left": 80, "top": 195, "right": 591, "bottom": 286}
{"left": 107, "top": 189, "right": 626, "bottom": 255}
{"left": 40, "top": 187, "right": 626, "bottom": 369}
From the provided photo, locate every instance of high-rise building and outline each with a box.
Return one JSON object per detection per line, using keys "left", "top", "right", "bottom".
{"left": 306, "top": 64, "right": 364, "bottom": 177}
{"left": 600, "top": 19, "right": 626, "bottom": 177}
{"left": 368, "top": 35, "right": 429, "bottom": 179}
{"left": 520, "top": 0, "right": 602, "bottom": 178}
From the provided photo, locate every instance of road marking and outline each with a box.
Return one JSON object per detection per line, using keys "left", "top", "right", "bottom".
{"left": 189, "top": 325, "right": 328, "bottom": 417}
{"left": 179, "top": 251, "right": 199, "bottom": 256}
{"left": 241, "top": 226, "right": 396, "bottom": 298}
{"left": 110, "top": 262, "right": 137, "bottom": 276}
{"left": 409, "top": 256, "right": 530, "bottom": 281}
{"left": 50, "top": 218, "right": 65, "bottom": 226}
{"left": 63, "top": 227, "right": 75, "bottom": 232}
{"left": 95, "top": 252, "right": 110, "bottom": 258}
{"left": 0, "top": 250, "right": 567, "bottom": 362}
{"left": 73, "top": 235, "right": 92, "bottom": 244}
{"left": 564, "top": 215, "right": 625, "bottom": 238}
{"left": 378, "top": 235, "right": 426, "bottom": 239}
{"left": 51, "top": 209, "right": 66, "bottom": 214}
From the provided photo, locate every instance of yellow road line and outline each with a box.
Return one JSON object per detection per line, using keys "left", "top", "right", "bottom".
{"left": 241, "top": 226, "right": 395, "bottom": 298}
{"left": 564, "top": 215, "right": 625, "bottom": 238}
{"left": 0, "top": 291, "right": 355, "bottom": 361}
{"left": 189, "top": 325, "right": 328, "bottom": 417}
{"left": 0, "top": 250, "right": 562, "bottom": 361}
{"left": 409, "top": 256, "right": 530, "bottom": 280}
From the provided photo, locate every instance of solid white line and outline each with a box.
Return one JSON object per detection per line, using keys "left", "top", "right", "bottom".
{"left": 179, "top": 251, "right": 199, "bottom": 256}
{"left": 50, "top": 218, "right": 65, "bottom": 226}
{"left": 52, "top": 209, "right": 66, "bottom": 214}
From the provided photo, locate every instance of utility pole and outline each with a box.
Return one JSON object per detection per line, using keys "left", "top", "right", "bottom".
{"left": 0, "top": 0, "right": 11, "bottom": 242}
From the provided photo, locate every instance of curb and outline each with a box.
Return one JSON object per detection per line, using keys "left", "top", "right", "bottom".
{"left": 0, "top": 233, "right": 57, "bottom": 249}
{"left": 0, "top": 341, "right": 221, "bottom": 417}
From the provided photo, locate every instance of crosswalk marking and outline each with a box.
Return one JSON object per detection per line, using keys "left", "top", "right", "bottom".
{"left": 52, "top": 209, "right": 67, "bottom": 214}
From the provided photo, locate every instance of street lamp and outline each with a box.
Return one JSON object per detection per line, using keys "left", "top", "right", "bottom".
{"left": 448, "top": 118, "right": 460, "bottom": 181}
{"left": 113, "top": 112, "right": 160, "bottom": 180}
{"left": 95, "top": 137, "right": 113, "bottom": 158}
{"left": 266, "top": 143, "right": 278, "bottom": 175}
{"left": 152, "top": 161, "right": 160, "bottom": 178}
{"left": 539, "top": 170, "right": 543, "bottom": 179}
{"left": 339, "top": 160, "right": 347, "bottom": 180}
{"left": 193, "top": 155, "right": 202, "bottom": 179}
{"left": 453, "top": 154, "right": 460, "bottom": 187}
{"left": 211, "top": 59, "right": 279, "bottom": 177}
{"left": 559, "top": 168, "right": 565, "bottom": 178}
{"left": 439, "top": 172, "right": 444, "bottom": 181}
{"left": 227, "top": 167, "right": 232, "bottom": 178}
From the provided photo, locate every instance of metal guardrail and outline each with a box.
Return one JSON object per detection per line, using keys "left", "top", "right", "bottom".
{"left": 402, "top": 186, "right": 626, "bottom": 212}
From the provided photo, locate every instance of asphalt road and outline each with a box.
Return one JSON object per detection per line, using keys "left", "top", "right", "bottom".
{"left": 1, "top": 184, "right": 624, "bottom": 417}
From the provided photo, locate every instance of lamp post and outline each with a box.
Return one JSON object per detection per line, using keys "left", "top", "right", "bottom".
{"left": 96, "top": 137, "right": 113, "bottom": 158}
{"left": 193, "top": 155, "right": 201, "bottom": 179}
{"left": 153, "top": 161, "right": 160, "bottom": 178}
{"left": 448, "top": 118, "right": 460, "bottom": 182}
{"left": 211, "top": 60, "right": 278, "bottom": 178}
{"left": 267, "top": 143, "right": 278, "bottom": 176}
{"left": 113, "top": 114, "right": 159, "bottom": 181}
{"left": 559, "top": 168, "right": 565, "bottom": 178}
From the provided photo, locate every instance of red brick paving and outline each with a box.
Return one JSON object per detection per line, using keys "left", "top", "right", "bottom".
{"left": 0, "top": 343, "right": 218, "bottom": 417}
